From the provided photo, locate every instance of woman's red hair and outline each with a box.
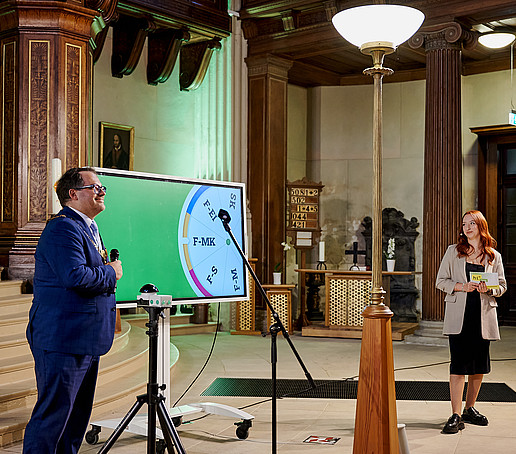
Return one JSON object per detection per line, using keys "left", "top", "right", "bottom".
{"left": 456, "top": 210, "right": 496, "bottom": 264}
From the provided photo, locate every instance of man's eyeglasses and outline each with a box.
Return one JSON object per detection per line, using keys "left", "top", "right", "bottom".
{"left": 74, "top": 184, "right": 107, "bottom": 195}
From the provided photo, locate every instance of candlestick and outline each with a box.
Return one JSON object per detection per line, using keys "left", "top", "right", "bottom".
{"left": 51, "top": 158, "right": 62, "bottom": 214}
{"left": 319, "top": 241, "right": 325, "bottom": 262}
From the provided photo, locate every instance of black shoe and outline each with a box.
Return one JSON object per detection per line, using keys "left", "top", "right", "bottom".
{"left": 462, "top": 407, "right": 488, "bottom": 426}
{"left": 442, "top": 413, "right": 465, "bottom": 434}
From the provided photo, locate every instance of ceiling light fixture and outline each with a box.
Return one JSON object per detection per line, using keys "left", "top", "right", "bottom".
{"left": 479, "top": 31, "right": 515, "bottom": 49}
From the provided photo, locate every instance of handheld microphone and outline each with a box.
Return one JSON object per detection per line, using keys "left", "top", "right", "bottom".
{"left": 110, "top": 249, "right": 120, "bottom": 294}
{"left": 110, "top": 248, "right": 119, "bottom": 262}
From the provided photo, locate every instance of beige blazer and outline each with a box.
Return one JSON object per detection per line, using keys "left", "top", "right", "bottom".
{"left": 436, "top": 244, "right": 506, "bottom": 340}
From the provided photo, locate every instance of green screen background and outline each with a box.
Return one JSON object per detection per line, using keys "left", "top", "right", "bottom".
{"left": 95, "top": 171, "right": 246, "bottom": 303}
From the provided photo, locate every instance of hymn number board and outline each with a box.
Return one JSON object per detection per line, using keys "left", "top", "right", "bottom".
{"left": 287, "top": 179, "right": 323, "bottom": 249}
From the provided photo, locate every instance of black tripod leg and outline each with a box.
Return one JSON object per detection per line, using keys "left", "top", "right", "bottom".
{"left": 98, "top": 395, "right": 147, "bottom": 453}
{"left": 157, "top": 398, "right": 187, "bottom": 454}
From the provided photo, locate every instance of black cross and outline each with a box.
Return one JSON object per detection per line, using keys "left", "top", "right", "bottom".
{"left": 345, "top": 241, "right": 366, "bottom": 270}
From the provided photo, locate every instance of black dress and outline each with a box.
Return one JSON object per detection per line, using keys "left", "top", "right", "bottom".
{"left": 449, "top": 262, "right": 491, "bottom": 375}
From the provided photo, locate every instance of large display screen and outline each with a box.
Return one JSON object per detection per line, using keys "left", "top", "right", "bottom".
{"left": 94, "top": 168, "right": 248, "bottom": 304}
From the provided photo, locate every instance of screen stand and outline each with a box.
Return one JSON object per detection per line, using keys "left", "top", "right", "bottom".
{"left": 95, "top": 306, "right": 186, "bottom": 454}
{"left": 87, "top": 302, "right": 255, "bottom": 451}
{"left": 218, "top": 209, "right": 316, "bottom": 454}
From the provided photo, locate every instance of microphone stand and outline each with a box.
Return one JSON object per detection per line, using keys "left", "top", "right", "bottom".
{"left": 218, "top": 210, "right": 315, "bottom": 454}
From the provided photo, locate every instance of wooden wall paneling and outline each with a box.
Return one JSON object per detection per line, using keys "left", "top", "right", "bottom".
{"left": 1, "top": 40, "right": 17, "bottom": 228}
{"left": 471, "top": 125, "right": 516, "bottom": 239}
{"left": 246, "top": 55, "right": 292, "bottom": 286}
{"left": 28, "top": 39, "right": 50, "bottom": 224}
{"left": 0, "top": 2, "right": 97, "bottom": 278}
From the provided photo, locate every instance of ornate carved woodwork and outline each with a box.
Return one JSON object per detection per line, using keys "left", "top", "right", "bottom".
{"left": 409, "top": 22, "right": 470, "bottom": 323}
{"left": 0, "top": 1, "right": 95, "bottom": 278}
{"left": 2, "top": 41, "right": 16, "bottom": 225}
{"left": 88, "top": 0, "right": 118, "bottom": 62}
{"left": 118, "top": 0, "right": 230, "bottom": 33}
{"left": 92, "top": 24, "right": 110, "bottom": 63}
{"left": 147, "top": 28, "right": 190, "bottom": 86}
{"left": 362, "top": 208, "right": 420, "bottom": 322}
{"left": 240, "top": 0, "right": 516, "bottom": 87}
{"left": 86, "top": 0, "right": 119, "bottom": 24}
{"left": 179, "top": 39, "right": 221, "bottom": 91}
{"left": 106, "top": 1, "right": 230, "bottom": 87}
{"left": 246, "top": 55, "right": 292, "bottom": 285}
{"left": 28, "top": 41, "right": 49, "bottom": 224}
{"left": 0, "top": 0, "right": 231, "bottom": 280}
{"left": 111, "top": 14, "right": 156, "bottom": 78}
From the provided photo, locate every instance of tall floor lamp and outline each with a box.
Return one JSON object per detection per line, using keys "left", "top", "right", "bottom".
{"left": 332, "top": 5, "right": 424, "bottom": 453}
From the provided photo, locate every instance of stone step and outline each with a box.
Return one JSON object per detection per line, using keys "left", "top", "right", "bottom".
{"left": 0, "top": 294, "right": 32, "bottom": 317}
{"left": 91, "top": 341, "right": 179, "bottom": 419}
{"left": 0, "top": 323, "right": 144, "bottom": 413}
{"left": 0, "top": 407, "right": 27, "bottom": 447}
{"left": 0, "top": 354, "right": 34, "bottom": 387}
{"left": 0, "top": 320, "right": 175, "bottom": 448}
{"left": 0, "top": 281, "right": 24, "bottom": 298}
{"left": 123, "top": 312, "right": 193, "bottom": 326}
{"left": 171, "top": 322, "right": 219, "bottom": 336}
{"left": 0, "top": 320, "right": 141, "bottom": 388}
{"left": 127, "top": 315, "right": 218, "bottom": 336}
{"left": 0, "top": 314, "right": 28, "bottom": 337}
{"left": 97, "top": 325, "right": 148, "bottom": 387}
{"left": 0, "top": 378, "right": 36, "bottom": 414}
{"left": 0, "top": 333, "right": 30, "bottom": 359}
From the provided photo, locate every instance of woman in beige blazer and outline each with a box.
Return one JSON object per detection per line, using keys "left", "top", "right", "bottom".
{"left": 436, "top": 210, "right": 506, "bottom": 435}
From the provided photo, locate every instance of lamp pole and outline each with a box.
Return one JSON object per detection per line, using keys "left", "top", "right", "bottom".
{"left": 352, "top": 45, "right": 399, "bottom": 454}
{"left": 331, "top": 6, "right": 424, "bottom": 452}
{"left": 365, "top": 48, "right": 393, "bottom": 307}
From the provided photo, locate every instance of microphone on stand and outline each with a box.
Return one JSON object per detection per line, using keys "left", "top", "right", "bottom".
{"left": 218, "top": 209, "right": 231, "bottom": 232}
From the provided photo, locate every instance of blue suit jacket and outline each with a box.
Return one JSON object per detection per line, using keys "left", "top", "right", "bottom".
{"left": 27, "top": 206, "right": 117, "bottom": 356}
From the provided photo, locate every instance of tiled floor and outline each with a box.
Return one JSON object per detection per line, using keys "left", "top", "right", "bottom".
{"left": 3, "top": 326, "right": 516, "bottom": 453}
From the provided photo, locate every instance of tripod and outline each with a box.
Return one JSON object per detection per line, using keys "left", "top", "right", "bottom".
{"left": 97, "top": 305, "right": 186, "bottom": 454}
{"left": 218, "top": 209, "right": 315, "bottom": 454}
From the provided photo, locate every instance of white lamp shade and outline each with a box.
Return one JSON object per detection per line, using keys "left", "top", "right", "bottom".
{"left": 478, "top": 32, "right": 515, "bottom": 49}
{"left": 332, "top": 5, "right": 425, "bottom": 49}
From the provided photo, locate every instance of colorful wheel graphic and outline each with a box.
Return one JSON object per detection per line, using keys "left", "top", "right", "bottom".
{"left": 178, "top": 185, "right": 246, "bottom": 298}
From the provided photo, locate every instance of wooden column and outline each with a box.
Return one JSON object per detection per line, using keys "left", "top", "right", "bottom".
{"left": 409, "top": 23, "right": 475, "bottom": 322}
{"left": 246, "top": 55, "right": 292, "bottom": 284}
{"left": 0, "top": 1, "right": 98, "bottom": 279}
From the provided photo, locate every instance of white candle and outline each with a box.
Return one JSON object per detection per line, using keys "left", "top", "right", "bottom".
{"left": 319, "top": 241, "right": 325, "bottom": 262}
{"left": 51, "top": 158, "right": 62, "bottom": 214}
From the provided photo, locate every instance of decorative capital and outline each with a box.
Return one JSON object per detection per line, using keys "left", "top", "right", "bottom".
{"left": 323, "top": 0, "right": 337, "bottom": 22}
{"left": 409, "top": 21, "right": 477, "bottom": 52}
{"left": 246, "top": 55, "right": 293, "bottom": 78}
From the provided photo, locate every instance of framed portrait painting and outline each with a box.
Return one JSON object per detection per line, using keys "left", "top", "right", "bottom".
{"left": 99, "top": 122, "right": 134, "bottom": 170}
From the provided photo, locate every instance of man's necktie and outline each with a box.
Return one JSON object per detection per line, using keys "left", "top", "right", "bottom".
{"left": 90, "top": 221, "right": 100, "bottom": 248}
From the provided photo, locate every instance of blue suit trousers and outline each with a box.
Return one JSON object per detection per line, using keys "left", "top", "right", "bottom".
{"left": 23, "top": 347, "right": 99, "bottom": 454}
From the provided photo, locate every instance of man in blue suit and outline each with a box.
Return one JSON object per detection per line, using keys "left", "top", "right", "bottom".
{"left": 23, "top": 167, "right": 123, "bottom": 454}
